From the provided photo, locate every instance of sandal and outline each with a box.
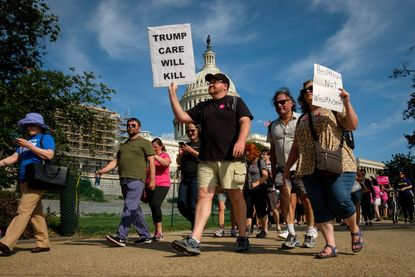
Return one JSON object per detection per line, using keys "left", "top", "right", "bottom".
{"left": 351, "top": 227, "right": 364, "bottom": 252}
{"left": 316, "top": 244, "right": 338, "bottom": 259}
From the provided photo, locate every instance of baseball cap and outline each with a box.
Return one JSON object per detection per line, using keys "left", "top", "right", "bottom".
{"left": 205, "top": 73, "right": 230, "bottom": 88}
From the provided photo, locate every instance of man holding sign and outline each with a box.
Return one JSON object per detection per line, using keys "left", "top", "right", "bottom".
{"left": 168, "top": 73, "right": 253, "bottom": 255}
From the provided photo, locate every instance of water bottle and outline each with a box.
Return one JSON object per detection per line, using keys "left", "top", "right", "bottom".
{"left": 94, "top": 175, "right": 101, "bottom": 187}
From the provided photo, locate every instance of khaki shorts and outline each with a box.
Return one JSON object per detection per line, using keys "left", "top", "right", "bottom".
{"left": 198, "top": 160, "right": 246, "bottom": 190}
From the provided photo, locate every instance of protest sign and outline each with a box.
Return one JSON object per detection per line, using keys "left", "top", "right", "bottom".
{"left": 312, "top": 64, "right": 343, "bottom": 112}
{"left": 376, "top": 176, "right": 389, "bottom": 185}
{"left": 148, "top": 23, "right": 196, "bottom": 87}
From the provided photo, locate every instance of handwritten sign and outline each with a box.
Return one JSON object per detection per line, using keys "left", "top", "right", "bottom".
{"left": 312, "top": 64, "right": 343, "bottom": 112}
{"left": 148, "top": 23, "right": 196, "bottom": 87}
{"left": 376, "top": 176, "right": 389, "bottom": 185}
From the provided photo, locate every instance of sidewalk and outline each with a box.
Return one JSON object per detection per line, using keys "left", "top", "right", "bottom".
{"left": 1, "top": 222, "right": 414, "bottom": 276}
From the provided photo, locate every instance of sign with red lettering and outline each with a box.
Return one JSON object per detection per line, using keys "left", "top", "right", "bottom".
{"left": 148, "top": 24, "right": 196, "bottom": 87}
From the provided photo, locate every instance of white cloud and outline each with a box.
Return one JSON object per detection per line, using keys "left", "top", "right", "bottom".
{"left": 282, "top": 0, "right": 391, "bottom": 81}
{"left": 89, "top": 0, "right": 147, "bottom": 60}
{"left": 192, "top": 0, "right": 257, "bottom": 45}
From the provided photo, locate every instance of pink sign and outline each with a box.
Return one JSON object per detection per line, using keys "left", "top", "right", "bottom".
{"left": 376, "top": 176, "right": 389, "bottom": 185}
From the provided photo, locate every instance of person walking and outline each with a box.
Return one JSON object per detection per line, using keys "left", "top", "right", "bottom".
{"left": 177, "top": 123, "right": 201, "bottom": 229}
{"left": 147, "top": 138, "right": 171, "bottom": 241}
{"left": 284, "top": 80, "right": 362, "bottom": 259}
{"left": 360, "top": 169, "right": 374, "bottom": 226}
{"left": 97, "top": 118, "right": 155, "bottom": 246}
{"left": 267, "top": 88, "right": 317, "bottom": 249}
{"left": 244, "top": 143, "right": 269, "bottom": 238}
{"left": 0, "top": 113, "right": 55, "bottom": 256}
{"left": 397, "top": 171, "right": 414, "bottom": 223}
{"left": 168, "top": 73, "right": 253, "bottom": 255}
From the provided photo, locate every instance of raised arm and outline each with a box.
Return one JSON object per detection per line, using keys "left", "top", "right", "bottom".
{"left": 339, "top": 88, "right": 358, "bottom": 131}
{"left": 168, "top": 83, "right": 194, "bottom": 124}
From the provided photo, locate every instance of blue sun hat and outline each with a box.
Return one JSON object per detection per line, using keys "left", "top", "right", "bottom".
{"left": 17, "top": 113, "right": 50, "bottom": 130}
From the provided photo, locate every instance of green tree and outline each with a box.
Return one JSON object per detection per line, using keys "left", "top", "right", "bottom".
{"left": 383, "top": 153, "right": 415, "bottom": 186}
{"left": 0, "top": 0, "right": 60, "bottom": 83}
{"left": 0, "top": 0, "right": 115, "bottom": 188}
{"left": 390, "top": 62, "right": 415, "bottom": 148}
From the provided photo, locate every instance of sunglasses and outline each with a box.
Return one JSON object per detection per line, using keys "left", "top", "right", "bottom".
{"left": 207, "top": 79, "right": 223, "bottom": 85}
{"left": 276, "top": 99, "right": 291, "bottom": 106}
{"left": 301, "top": 86, "right": 313, "bottom": 93}
{"left": 127, "top": 124, "right": 137, "bottom": 128}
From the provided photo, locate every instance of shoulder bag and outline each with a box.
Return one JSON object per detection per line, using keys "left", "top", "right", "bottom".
{"left": 26, "top": 135, "right": 69, "bottom": 192}
{"left": 307, "top": 112, "right": 343, "bottom": 176}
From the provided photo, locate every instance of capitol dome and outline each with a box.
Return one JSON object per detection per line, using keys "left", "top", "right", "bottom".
{"left": 174, "top": 36, "right": 239, "bottom": 140}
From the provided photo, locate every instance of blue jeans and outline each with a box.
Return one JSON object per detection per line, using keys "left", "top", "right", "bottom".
{"left": 302, "top": 172, "right": 356, "bottom": 223}
{"left": 118, "top": 179, "right": 151, "bottom": 240}
{"left": 177, "top": 176, "right": 198, "bottom": 228}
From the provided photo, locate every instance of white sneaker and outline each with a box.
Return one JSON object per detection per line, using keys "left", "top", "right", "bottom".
{"left": 213, "top": 229, "right": 224, "bottom": 237}
{"left": 277, "top": 229, "right": 289, "bottom": 240}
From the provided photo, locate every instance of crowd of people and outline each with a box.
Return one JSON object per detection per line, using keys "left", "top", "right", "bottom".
{"left": 0, "top": 72, "right": 413, "bottom": 259}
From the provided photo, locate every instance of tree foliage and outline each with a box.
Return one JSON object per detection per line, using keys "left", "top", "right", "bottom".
{"left": 0, "top": 0, "right": 60, "bottom": 83}
{"left": 390, "top": 62, "right": 415, "bottom": 148}
{"left": 383, "top": 153, "right": 415, "bottom": 186}
{"left": 0, "top": 0, "right": 115, "bottom": 188}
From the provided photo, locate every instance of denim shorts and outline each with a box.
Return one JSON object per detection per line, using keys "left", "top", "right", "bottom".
{"left": 302, "top": 172, "right": 356, "bottom": 223}
{"left": 351, "top": 189, "right": 362, "bottom": 205}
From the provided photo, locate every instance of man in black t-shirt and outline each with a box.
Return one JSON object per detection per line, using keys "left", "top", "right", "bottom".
{"left": 169, "top": 73, "right": 253, "bottom": 255}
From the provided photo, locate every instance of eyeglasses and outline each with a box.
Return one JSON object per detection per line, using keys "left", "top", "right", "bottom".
{"left": 127, "top": 124, "right": 137, "bottom": 128}
{"left": 301, "top": 86, "right": 313, "bottom": 93}
{"left": 276, "top": 99, "right": 291, "bottom": 106}
{"left": 207, "top": 79, "right": 223, "bottom": 85}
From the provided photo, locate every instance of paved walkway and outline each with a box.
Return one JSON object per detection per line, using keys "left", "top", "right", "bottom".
{"left": 1, "top": 222, "right": 414, "bottom": 276}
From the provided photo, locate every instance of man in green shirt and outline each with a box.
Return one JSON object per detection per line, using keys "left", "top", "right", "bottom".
{"left": 97, "top": 118, "right": 155, "bottom": 246}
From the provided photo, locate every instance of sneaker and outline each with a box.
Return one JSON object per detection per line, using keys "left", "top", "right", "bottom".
{"left": 245, "top": 229, "right": 252, "bottom": 237}
{"left": 134, "top": 236, "right": 152, "bottom": 245}
{"left": 277, "top": 229, "right": 289, "bottom": 240}
{"left": 236, "top": 237, "right": 250, "bottom": 252}
{"left": 172, "top": 236, "right": 201, "bottom": 256}
{"left": 213, "top": 228, "right": 225, "bottom": 237}
{"left": 282, "top": 234, "right": 300, "bottom": 249}
{"left": 303, "top": 235, "right": 316, "bottom": 248}
{"left": 255, "top": 230, "right": 268, "bottom": 238}
{"left": 106, "top": 235, "right": 126, "bottom": 247}
{"left": 153, "top": 233, "right": 164, "bottom": 241}
{"left": 230, "top": 228, "right": 238, "bottom": 237}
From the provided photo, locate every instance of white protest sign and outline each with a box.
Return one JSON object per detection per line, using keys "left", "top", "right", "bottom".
{"left": 312, "top": 64, "right": 343, "bottom": 112}
{"left": 148, "top": 23, "right": 196, "bottom": 87}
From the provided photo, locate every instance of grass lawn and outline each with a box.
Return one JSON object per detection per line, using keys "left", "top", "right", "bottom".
{"left": 48, "top": 211, "right": 231, "bottom": 237}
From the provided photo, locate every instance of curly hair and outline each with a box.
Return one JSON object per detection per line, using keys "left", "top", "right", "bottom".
{"left": 245, "top": 142, "right": 260, "bottom": 163}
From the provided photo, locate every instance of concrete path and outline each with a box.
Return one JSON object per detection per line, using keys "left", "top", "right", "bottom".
{"left": 1, "top": 222, "right": 414, "bottom": 276}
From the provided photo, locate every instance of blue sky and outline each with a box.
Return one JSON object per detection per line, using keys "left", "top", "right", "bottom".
{"left": 44, "top": 0, "right": 415, "bottom": 163}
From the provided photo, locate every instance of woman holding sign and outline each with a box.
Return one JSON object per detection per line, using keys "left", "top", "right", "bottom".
{"left": 283, "top": 80, "right": 362, "bottom": 259}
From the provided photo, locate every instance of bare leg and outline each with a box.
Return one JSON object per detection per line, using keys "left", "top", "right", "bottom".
{"left": 226, "top": 189, "right": 247, "bottom": 237}
{"left": 191, "top": 187, "right": 215, "bottom": 241}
